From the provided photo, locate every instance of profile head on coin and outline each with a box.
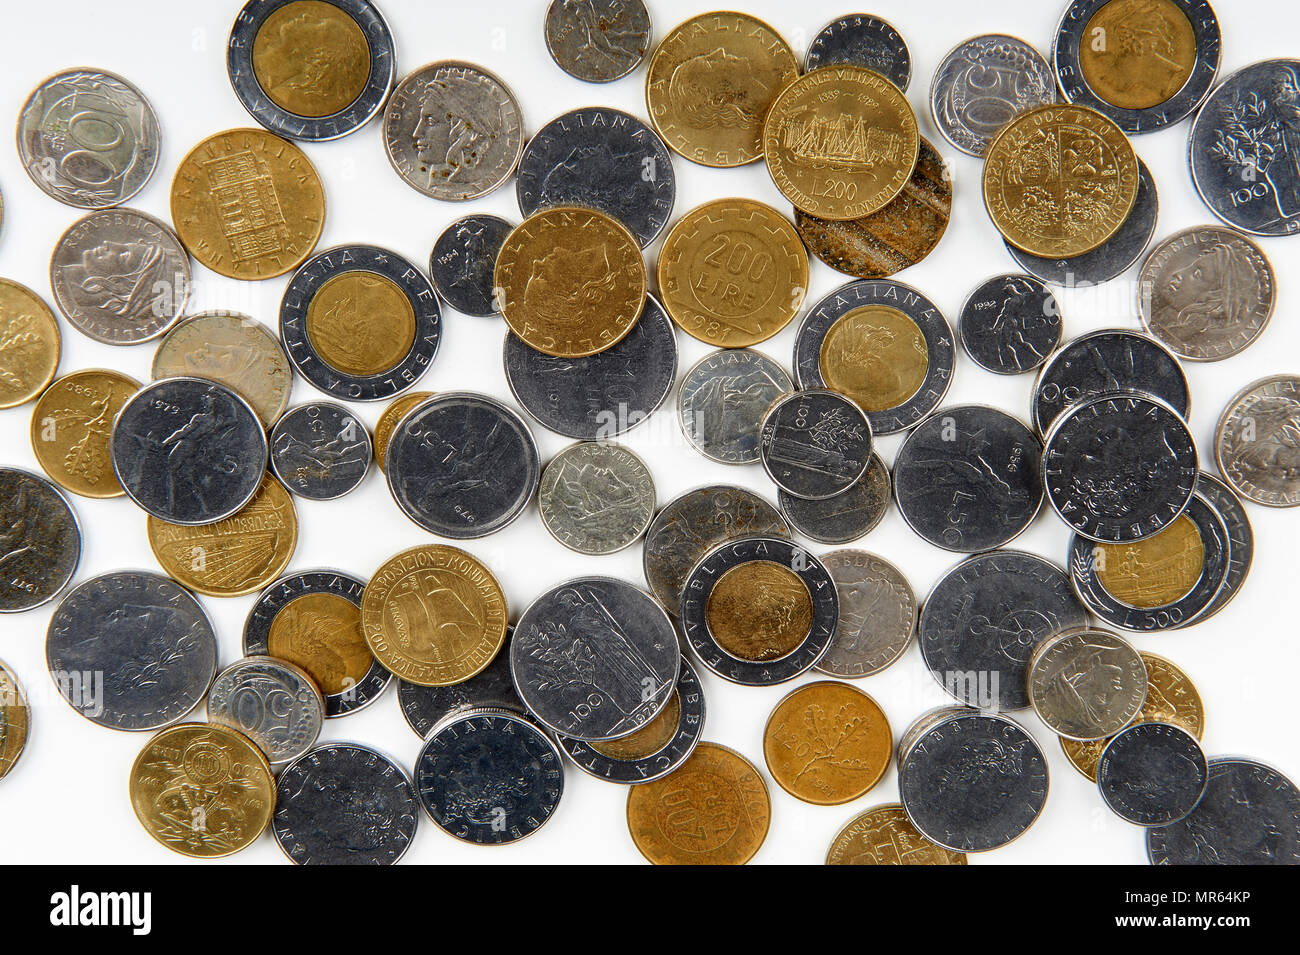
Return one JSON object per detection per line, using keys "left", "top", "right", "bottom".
{"left": 678, "top": 348, "right": 792, "bottom": 466}
{"left": 1097, "top": 721, "right": 1209, "bottom": 827}
{"left": 814, "top": 550, "right": 914, "bottom": 678}
{"left": 1028, "top": 628, "right": 1147, "bottom": 740}
{"left": 1214, "top": 374, "right": 1300, "bottom": 508}
{"left": 538, "top": 442, "right": 655, "bottom": 555}
{"left": 0, "top": 468, "right": 80, "bottom": 613}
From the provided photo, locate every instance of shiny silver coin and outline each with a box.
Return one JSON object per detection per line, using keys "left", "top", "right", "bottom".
{"left": 1194, "top": 473, "right": 1252, "bottom": 619}
{"left": 207, "top": 656, "right": 324, "bottom": 763}
{"left": 0, "top": 467, "right": 80, "bottom": 613}
{"left": 544, "top": 0, "right": 651, "bottom": 83}
{"left": 958, "top": 274, "right": 1061, "bottom": 375}
{"left": 538, "top": 442, "right": 655, "bottom": 555}
{"left": 678, "top": 348, "right": 791, "bottom": 465}
{"left": 814, "top": 549, "right": 914, "bottom": 678}
{"left": 429, "top": 213, "right": 513, "bottom": 316}
{"left": 1214, "top": 374, "right": 1300, "bottom": 507}
{"left": 1098, "top": 722, "right": 1209, "bottom": 827}
{"left": 760, "top": 390, "right": 872, "bottom": 501}
{"left": 804, "top": 14, "right": 911, "bottom": 90}
{"left": 270, "top": 401, "right": 372, "bottom": 500}
{"left": 1028, "top": 628, "right": 1146, "bottom": 740}
{"left": 897, "top": 704, "right": 965, "bottom": 764}
{"left": 929, "top": 35, "right": 1055, "bottom": 157}
{"left": 17, "top": 67, "right": 160, "bottom": 208}
{"left": 399, "top": 630, "right": 522, "bottom": 737}
{"left": 778, "top": 451, "right": 890, "bottom": 545}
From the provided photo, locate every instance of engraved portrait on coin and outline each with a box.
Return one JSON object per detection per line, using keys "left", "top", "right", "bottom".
{"left": 538, "top": 442, "right": 655, "bottom": 555}
{"left": 1214, "top": 375, "right": 1300, "bottom": 507}
{"left": 813, "top": 550, "right": 913, "bottom": 677}
{"left": 1097, "top": 721, "right": 1208, "bottom": 826}
{"left": 678, "top": 349, "right": 791, "bottom": 465}
{"left": 1029, "top": 629, "right": 1147, "bottom": 740}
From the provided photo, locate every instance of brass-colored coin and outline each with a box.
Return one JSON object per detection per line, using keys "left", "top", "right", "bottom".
{"left": 147, "top": 474, "right": 297, "bottom": 598}
{"left": 251, "top": 0, "right": 370, "bottom": 118}
{"left": 268, "top": 591, "right": 373, "bottom": 696}
{"left": 764, "top": 681, "right": 891, "bottom": 805}
{"left": 763, "top": 66, "right": 920, "bottom": 220}
{"left": 170, "top": 128, "right": 325, "bottom": 279}
{"left": 495, "top": 207, "right": 647, "bottom": 358}
{"left": 591, "top": 691, "right": 682, "bottom": 761}
{"left": 826, "top": 804, "right": 968, "bottom": 865}
{"left": 657, "top": 198, "right": 808, "bottom": 347}
{"left": 0, "top": 278, "right": 60, "bottom": 409}
{"left": 706, "top": 560, "right": 813, "bottom": 661}
{"left": 982, "top": 104, "right": 1139, "bottom": 258}
{"left": 0, "top": 659, "right": 30, "bottom": 780}
{"left": 361, "top": 544, "right": 509, "bottom": 686}
{"left": 626, "top": 742, "right": 771, "bottom": 864}
{"left": 373, "top": 391, "right": 433, "bottom": 471}
{"left": 29, "top": 368, "right": 140, "bottom": 498}
{"left": 305, "top": 271, "right": 416, "bottom": 375}
{"left": 819, "top": 305, "right": 928, "bottom": 412}
{"left": 645, "top": 12, "right": 798, "bottom": 167}
{"left": 129, "top": 722, "right": 274, "bottom": 858}
{"left": 1095, "top": 513, "right": 1205, "bottom": 609}
{"left": 1061, "top": 652, "right": 1205, "bottom": 780}
{"left": 1079, "top": 0, "right": 1197, "bottom": 110}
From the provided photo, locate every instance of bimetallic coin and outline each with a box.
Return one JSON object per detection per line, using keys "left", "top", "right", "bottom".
{"left": 429, "top": 214, "right": 512, "bottom": 316}
{"left": 678, "top": 348, "right": 791, "bottom": 465}
{"left": 815, "top": 550, "right": 914, "bottom": 678}
{"left": 1098, "top": 721, "right": 1208, "bottom": 827}
{"left": 399, "top": 631, "right": 522, "bottom": 737}
{"left": 0, "top": 279, "right": 60, "bottom": 409}
{"left": 779, "top": 452, "right": 890, "bottom": 545}
{"left": 539, "top": 442, "right": 654, "bottom": 555}
{"left": 30, "top": 369, "right": 139, "bottom": 498}
{"left": 270, "top": 401, "right": 371, "bottom": 500}
{"left": 46, "top": 571, "right": 217, "bottom": 730}
{"left": 1195, "top": 473, "right": 1252, "bottom": 618}
{"left": 0, "top": 468, "right": 80, "bottom": 612}
{"left": 17, "top": 68, "right": 159, "bottom": 208}
{"left": 0, "top": 660, "right": 29, "bottom": 780}
{"left": 1029, "top": 628, "right": 1146, "bottom": 740}
{"left": 959, "top": 275, "right": 1061, "bottom": 375}
{"left": 208, "top": 656, "right": 323, "bottom": 763}
{"left": 761, "top": 390, "right": 872, "bottom": 501}
{"left": 827, "top": 804, "right": 967, "bottom": 865}
{"left": 373, "top": 391, "right": 432, "bottom": 472}
{"left": 544, "top": 0, "right": 650, "bottom": 83}
{"left": 805, "top": 15, "right": 911, "bottom": 89}
{"left": 1215, "top": 375, "right": 1300, "bottom": 507}
{"left": 274, "top": 743, "right": 418, "bottom": 864}
{"left": 930, "top": 36, "right": 1055, "bottom": 157}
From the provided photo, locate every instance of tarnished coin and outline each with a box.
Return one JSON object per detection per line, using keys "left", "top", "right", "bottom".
{"left": 1098, "top": 721, "right": 1208, "bottom": 827}
{"left": 959, "top": 275, "right": 1061, "bottom": 375}
{"left": 228, "top": 0, "right": 396, "bottom": 141}
{"left": 544, "top": 0, "right": 650, "bottom": 83}
{"left": 805, "top": 15, "right": 911, "bottom": 89}
{"left": 511, "top": 576, "right": 679, "bottom": 740}
{"left": 815, "top": 549, "right": 913, "bottom": 678}
{"left": 17, "top": 68, "right": 160, "bottom": 208}
{"left": 373, "top": 391, "right": 432, "bottom": 472}
{"left": 1028, "top": 628, "right": 1146, "bottom": 740}
{"left": 385, "top": 392, "right": 539, "bottom": 538}
{"left": 1214, "top": 375, "right": 1300, "bottom": 507}
{"left": 362, "top": 544, "right": 509, "bottom": 688}
{"left": 30, "top": 368, "right": 139, "bottom": 498}
{"left": 0, "top": 660, "right": 29, "bottom": 780}
{"left": 270, "top": 401, "right": 371, "bottom": 500}
{"left": 208, "top": 656, "right": 324, "bottom": 763}
{"left": 678, "top": 348, "right": 791, "bottom": 465}
{"left": 626, "top": 742, "right": 771, "bottom": 864}
{"left": 46, "top": 571, "right": 217, "bottom": 730}
{"left": 657, "top": 198, "right": 808, "bottom": 347}
{"left": 0, "top": 278, "right": 60, "bottom": 409}
{"left": 130, "top": 723, "right": 273, "bottom": 858}
{"left": 50, "top": 209, "right": 189, "bottom": 345}
{"left": 170, "top": 127, "right": 325, "bottom": 279}
{"left": 930, "top": 36, "right": 1055, "bottom": 157}
{"left": 516, "top": 106, "right": 675, "bottom": 247}
{"left": 645, "top": 12, "right": 797, "bottom": 167}
{"left": 0, "top": 467, "right": 80, "bottom": 612}
{"left": 539, "top": 442, "right": 654, "bottom": 555}
{"left": 383, "top": 60, "right": 523, "bottom": 201}
{"left": 399, "top": 631, "right": 522, "bottom": 737}
{"left": 827, "top": 804, "right": 967, "bottom": 865}
{"left": 1195, "top": 473, "right": 1253, "bottom": 618}
{"left": 761, "top": 390, "right": 872, "bottom": 501}
{"left": 429, "top": 214, "right": 512, "bottom": 317}
{"left": 779, "top": 452, "right": 890, "bottom": 545}
{"left": 274, "top": 743, "right": 418, "bottom": 864}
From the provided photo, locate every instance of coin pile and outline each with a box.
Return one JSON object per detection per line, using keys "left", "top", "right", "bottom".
{"left": 0, "top": 0, "right": 1298, "bottom": 865}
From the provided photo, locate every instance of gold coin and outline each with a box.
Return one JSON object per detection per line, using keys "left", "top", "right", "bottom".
{"left": 1061, "top": 652, "right": 1205, "bottom": 780}
{"left": 763, "top": 66, "right": 919, "bottom": 220}
{"left": 495, "top": 207, "right": 646, "bottom": 358}
{"left": 657, "top": 198, "right": 808, "bottom": 347}
{"left": 373, "top": 391, "right": 432, "bottom": 471}
{"left": 820, "top": 305, "right": 927, "bottom": 412}
{"left": 0, "top": 278, "right": 60, "bottom": 409}
{"left": 646, "top": 12, "right": 798, "bottom": 167}
{"left": 147, "top": 474, "right": 297, "bottom": 597}
{"left": 170, "top": 128, "right": 325, "bottom": 279}
{"left": 591, "top": 692, "right": 681, "bottom": 761}
{"left": 763, "top": 681, "right": 891, "bottom": 805}
{"left": 306, "top": 270, "right": 416, "bottom": 375}
{"left": 129, "top": 722, "right": 274, "bottom": 858}
{"left": 252, "top": 0, "right": 370, "bottom": 118}
{"left": 361, "top": 544, "right": 509, "bottom": 686}
{"left": 268, "top": 591, "right": 373, "bottom": 696}
{"left": 1094, "top": 513, "right": 1205, "bottom": 609}
{"left": 29, "top": 368, "right": 140, "bottom": 498}
{"left": 706, "top": 560, "right": 812, "bottom": 661}
{"left": 626, "top": 742, "right": 771, "bottom": 864}
{"left": 826, "top": 804, "right": 967, "bottom": 865}
{"left": 1079, "top": 0, "right": 1197, "bottom": 110}
{"left": 0, "top": 659, "right": 30, "bottom": 781}
{"left": 982, "top": 104, "right": 1139, "bottom": 258}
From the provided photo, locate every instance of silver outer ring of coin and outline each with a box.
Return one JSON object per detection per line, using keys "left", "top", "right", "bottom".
{"left": 269, "top": 400, "right": 373, "bottom": 500}
{"left": 794, "top": 279, "right": 955, "bottom": 435}
{"left": 760, "top": 389, "right": 873, "bottom": 501}
{"left": 929, "top": 35, "right": 1055, "bottom": 157}
{"left": 1193, "top": 472, "right": 1253, "bottom": 619}
{"left": 543, "top": 0, "right": 651, "bottom": 83}
{"left": 1097, "top": 721, "right": 1208, "bottom": 827}
{"left": 803, "top": 14, "right": 911, "bottom": 89}
{"left": 207, "top": 655, "right": 325, "bottom": 764}
{"left": 537, "top": 441, "right": 655, "bottom": 554}
{"left": 1053, "top": 0, "right": 1220, "bottom": 133}
{"left": 677, "top": 347, "right": 792, "bottom": 465}
{"left": 814, "top": 548, "right": 914, "bottom": 678}
{"left": 243, "top": 568, "right": 391, "bottom": 718}
{"left": 1029, "top": 629, "right": 1147, "bottom": 740}
{"left": 1214, "top": 374, "right": 1300, "bottom": 508}
{"left": 227, "top": 0, "right": 396, "bottom": 141}
{"left": 778, "top": 451, "right": 890, "bottom": 545}
{"left": 279, "top": 244, "right": 442, "bottom": 401}
{"left": 1068, "top": 493, "right": 1229, "bottom": 632}
{"left": 0, "top": 467, "right": 81, "bottom": 613}
{"left": 679, "top": 535, "right": 837, "bottom": 686}
{"left": 556, "top": 658, "right": 706, "bottom": 784}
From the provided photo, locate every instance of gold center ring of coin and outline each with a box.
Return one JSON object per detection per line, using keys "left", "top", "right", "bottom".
{"left": 1094, "top": 513, "right": 1206, "bottom": 609}
{"left": 305, "top": 270, "right": 417, "bottom": 375}
{"left": 819, "top": 305, "right": 929, "bottom": 412}
{"left": 706, "top": 561, "right": 814, "bottom": 661}
{"left": 268, "top": 591, "right": 374, "bottom": 696}
{"left": 1079, "top": 0, "right": 1198, "bottom": 111}
{"left": 252, "top": 0, "right": 371, "bottom": 118}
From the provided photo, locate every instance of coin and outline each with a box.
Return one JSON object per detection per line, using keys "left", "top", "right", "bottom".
{"left": 228, "top": 0, "right": 396, "bottom": 140}
{"left": 826, "top": 804, "right": 967, "bottom": 865}
{"left": 429, "top": 214, "right": 512, "bottom": 317}
{"left": 538, "top": 442, "right": 655, "bottom": 555}
{"left": 930, "top": 36, "right": 1055, "bottom": 157}
{"left": 383, "top": 60, "right": 523, "bottom": 201}
{"left": 1028, "top": 628, "right": 1146, "bottom": 740}
{"left": 794, "top": 279, "right": 955, "bottom": 435}
{"left": 516, "top": 106, "right": 675, "bottom": 247}
{"left": 496, "top": 207, "right": 646, "bottom": 357}
{"left": 1214, "top": 374, "right": 1300, "bottom": 507}
{"left": 208, "top": 656, "right": 324, "bottom": 763}
{"left": 1093, "top": 511, "right": 1209, "bottom": 610}
{"left": 544, "top": 0, "right": 650, "bottom": 83}
{"left": 678, "top": 348, "right": 791, "bottom": 465}
{"left": 399, "top": 630, "right": 522, "bottom": 737}
{"left": 814, "top": 549, "right": 913, "bottom": 678}
{"left": 17, "top": 68, "right": 160, "bottom": 208}
{"left": 761, "top": 390, "right": 872, "bottom": 501}
{"left": 46, "top": 571, "right": 217, "bottom": 730}
{"left": 244, "top": 569, "right": 390, "bottom": 717}
{"left": 511, "top": 576, "right": 680, "bottom": 740}
{"left": 0, "top": 278, "right": 60, "bottom": 409}
{"left": 959, "top": 274, "right": 1061, "bottom": 375}
{"left": 386, "top": 392, "right": 539, "bottom": 538}
{"left": 274, "top": 743, "right": 418, "bottom": 864}
{"left": 626, "top": 742, "right": 771, "bottom": 864}
{"left": 50, "top": 209, "right": 190, "bottom": 345}
{"left": 779, "top": 452, "right": 890, "bottom": 545}
{"left": 0, "top": 660, "right": 30, "bottom": 780}
{"left": 984, "top": 104, "right": 1140, "bottom": 257}
{"left": 270, "top": 401, "right": 371, "bottom": 500}
{"left": 1195, "top": 473, "right": 1253, "bottom": 618}
{"left": 170, "top": 127, "right": 325, "bottom": 279}
{"left": 0, "top": 467, "right": 80, "bottom": 612}
{"left": 645, "top": 12, "right": 797, "bottom": 167}
{"left": 1097, "top": 721, "right": 1208, "bottom": 827}
{"left": 805, "top": 15, "right": 911, "bottom": 89}
{"left": 657, "top": 198, "right": 808, "bottom": 347}
{"left": 29, "top": 368, "right": 138, "bottom": 498}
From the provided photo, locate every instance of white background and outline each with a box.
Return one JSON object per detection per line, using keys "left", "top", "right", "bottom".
{"left": 1, "top": 0, "right": 1297, "bottom": 865}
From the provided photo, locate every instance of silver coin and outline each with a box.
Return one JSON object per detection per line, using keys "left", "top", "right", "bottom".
{"left": 814, "top": 549, "right": 914, "bottom": 678}
{"left": 0, "top": 467, "right": 80, "bottom": 613}
{"left": 16, "top": 68, "right": 160, "bottom": 208}
{"left": 544, "top": 0, "right": 651, "bottom": 83}
{"left": 511, "top": 576, "right": 680, "bottom": 741}
{"left": 399, "top": 630, "right": 523, "bottom": 737}
{"left": 1194, "top": 472, "right": 1252, "bottom": 619}
{"left": 1028, "top": 628, "right": 1146, "bottom": 740}
{"left": 45, "top": 570, "right": 217, "bottom": 731}
{"left": 929, "top": 35, "right": 1055, "bottom": 157}
{"left": 1214, "top": 374, "right": 1300, "bottom": 507}
{"left": 383, "top": 60, "right": 523, "bottom": 201}
{"left": 678, "top": 348, "right": 791, "bottom": 465}
{"left": 804, "top": 14, "right": 911, "bottom": 90}
{"left": 778, "top": 451, "right": 890, "bottom": 545}
{"left": 270, "top": 401, "right": 372, "bottom": 500}
{"left": 111, "top": 376, "right": 268, "bottom": 525}
{"left": 207, "top": 655, "right": 324, "bottom": 763}
{"left": 538, "top": 442, "right": 655, "bottom": 555}
{"left": 1098, "top": 722, "right": 1209, "bottom": 827}
{"left": 760, "top": 390, "right": 872, "bottom": 501}
{"left": 429, "top": 213, "right": 513, "bottom": 316}
{"left": 958, "top": 274, "right": 1061, "bottom": 375}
